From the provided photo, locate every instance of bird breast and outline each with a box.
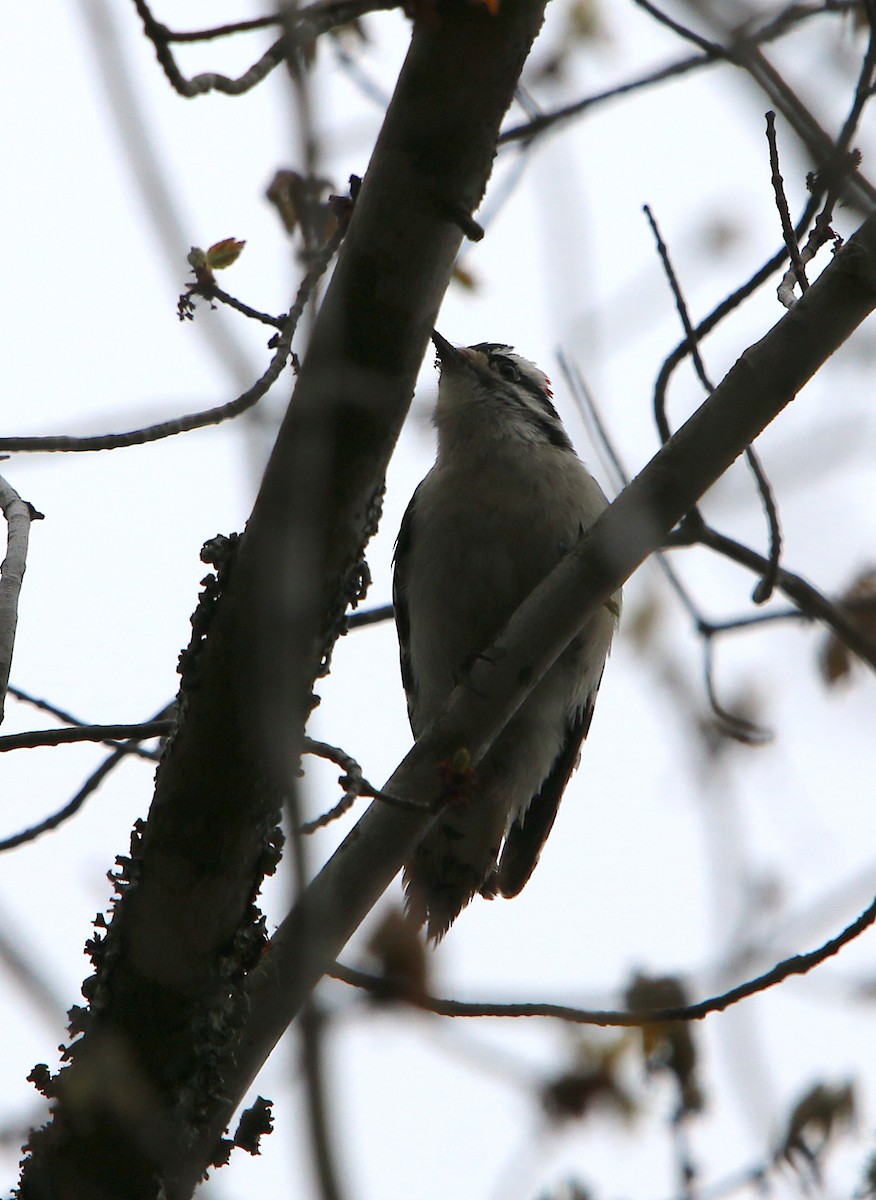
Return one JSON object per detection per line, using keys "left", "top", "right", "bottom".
{"left": 403, "top": 451, "right": 609, "bottom": 735}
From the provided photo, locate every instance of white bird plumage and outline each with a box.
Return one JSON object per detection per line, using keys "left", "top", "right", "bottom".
{"left": 393, "top": 333, "right": 620, "bottom": 939}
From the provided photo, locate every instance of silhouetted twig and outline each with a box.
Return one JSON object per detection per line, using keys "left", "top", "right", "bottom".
{"left": 0, "top": 478, "right": 43, "bottom": 723}
{"left": 670, "top": 526, "right": 876, "bottom": 671}
{"left": 331, "top": 891, "right": 876, "bottom": 1023}
{"left": 133, "top": 0, "right": 400, "bottom": 98}
{"left": 0, "top": 705, "right": 175, "bottom": 852}
{"left": 347, "top": 603, "right": 393, "bottom": 629}
{"left": 766, "top": 110, "right": 809, "bottom": 303}
{"left": 500, "top": 3, "right": 852, "bottom": 146}
{"left": 0, "top": 720, "right": 173, "bottom": 753}
{"left": 0, "top": 202, "right": 352, "bottom": 454}
{"left": 5, "top": 685, "right": 162, "bottom": 760}
{"left": 301, "top": 737, "right": 433, "bottom": 833}
{"left": 644, "top": 204, "right": 784, "bottom": 610}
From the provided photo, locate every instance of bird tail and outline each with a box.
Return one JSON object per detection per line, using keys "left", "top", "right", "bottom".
{"left": 403, "top": 799, "right": 508, "bottom": 941}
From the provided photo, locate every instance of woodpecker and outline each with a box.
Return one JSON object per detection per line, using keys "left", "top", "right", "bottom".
{"left": 393, "top": 332, "right": 620, "bottom": 940}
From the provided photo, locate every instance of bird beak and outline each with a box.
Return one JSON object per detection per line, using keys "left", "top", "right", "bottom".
{"left": 431, "top": 330, "right": 464, "bottom": 368}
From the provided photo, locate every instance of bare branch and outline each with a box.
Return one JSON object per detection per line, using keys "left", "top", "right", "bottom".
{"left": 5, "top": 684, "right": 163, "bottom": 760}
{"left": 299, "top": 1004, "right": 349, "bottom": 1200}
{"left": 224, "top": 207, "right": 876, "bottom": 1170}
{"left": 2, "top": 750, "right": 141, "bottom": 853}
{"left": 0, "top": 700, "right": 175, "bottom": 853}
{"left": 0, "top": 720, "right": 173, "bottom": 753}
{"left": 133, "top": 0, "right": 400, "bottom": 98}
{"left": 766, "top": 110, "right": 810, "bottom": 305}
{"left": 701, "top": 636, "right": 772, "bottom": 745}
{"left": 330, "top": 889, "right": 876, "bottom": 1023}
{"left": 676, "top": 0, "right": 876, "bottom": 213}
{"left": 0, "top": 210, "right": 350, "bottom": 454}
{"left": 633, "top": 0, "right": 723, "bottom": 56}
{"left": 180, "top": 279, "right": 285, "bottom": 328}
{"left": 500, "top": 3, "right": 855, "bottom": 147}
{"left": 671, "top": 525, "right": 876, "bottom": 670}
{"left": 0, "top": 476, "right": 42, "bottom": 723}
{"left": 346, "top": 602, "right": 393, "bottom": 628}
{"left": 644, "top": 205, "right": 783, "bottom": 607}
{"left": 744, "top": 445, "right": 782, "bottom": 604}
{"left": 301, "top": 737, "right": 380, "bottom": 832}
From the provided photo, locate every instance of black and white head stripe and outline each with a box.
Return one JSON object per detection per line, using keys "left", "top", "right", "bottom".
{"left": 470, "top": 342, "right": 572, "bottom": 451}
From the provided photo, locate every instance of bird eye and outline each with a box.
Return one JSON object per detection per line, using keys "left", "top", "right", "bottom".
{"left": 494, "top": 359, "right": 520, "bottom": 383}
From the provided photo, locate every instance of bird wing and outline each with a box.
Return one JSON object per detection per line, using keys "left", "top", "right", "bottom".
{"left": 496, "top": 678, "right": 602, "bottom": 899}
{"left": 392, "top": 485, "right": 420, "bottom": 722}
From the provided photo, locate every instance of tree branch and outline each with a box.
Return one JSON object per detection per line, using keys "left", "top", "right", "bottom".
{"left": 330, "top": 886, "right": 876, "bottom": 1021}
{"left": 0, "top": 721, "right": 173, "bottom": 752}
{"left": 207, "top": 202, "right": 876, "bottom": 1170}
{"left": 0, "top": 477, "right": 41, "bottom": 723}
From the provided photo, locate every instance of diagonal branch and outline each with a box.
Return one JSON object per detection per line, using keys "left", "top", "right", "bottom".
{"left": 209, "top": 202, "right": 876, "bottom": 1165}
{"left": 330, "top": 885, "right": 876, "bottom": 1021}
{"left": 0, "top": 477, "right": 42, "bottom": 724}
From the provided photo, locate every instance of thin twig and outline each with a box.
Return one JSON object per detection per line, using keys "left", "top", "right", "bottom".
{"left": 0, "top": 210, "right": 351, "bottom": 454}
{"left": 644, "top": 205, "right": 784, "bottom": 608}
{"left": 499, "top": 3, "right": 849, "bottom": 146}
{"left": 1, "top": 750, "right": 134, "bottom": 852}
{"left": 301, "top": 737, "right": 434, "bottom": 833}
{"left": 133, "top": 0, "right": 399, "bottom": 98}
{"left": 0, "top": 720, "right": 173, "bottom": 753}
{"left": 165, "top": 15, "right": 282, "bottom": 42}
{"left": 501, "top": 52, "right": 709, "bottom": 143}
{"left": 559, "top": 352, "right": 706, "bottom": 625}
{"left": 633, "top": 0, "right": 723, "bottom": 56}
{"left": 301, "top": 737, "right": 370, "bottom": 832}
{"left": 643, "top": 204, "right": 710, "bottom": 390}
{"left": 0, "top": 705, "right": 175, "bottom": 852}
{"left": 685, "top": 0, "right": 876, "bottom": 213}
{"left": 5, "top": 684, "right": 162, "bottom": 760}
{"left": 701, "top": 636, "right": 772, "bottom": 745}
{"left": 744, "top": 445, "right": 782, "bottom": 603}
{"left": 299, "top": 1004, "right": 349, "bottom": 1200}
{"left": 346, "top": 603, "right": 393, "bottom": 629}
{"left": 560, "top": 351, "right": 773, "bottom": 741}
{"left": 187, "top": 282, "right": 285, "bottom": 328}
{"left": 652, "top": 192, "right": 821, "bottom": 444}
{"left": 776, "top": 7, "right": 876, "bottom": 301}
{"left": 673, "top": 526, "right": 876, "bottom": 672}
{"left": 701, "top": 591, "right": 876, "bottom": 637}
{"left": 766, "top": 111, "right": 809, "bottom": 305}
{"left": 0, "top": 479, "right": 42, "bottom": 723}
{"left": 79, "top": 0, "right": 254, "bottom": 390}
{"left": 330, "top": 892, "right": 876, "bottom": 1023}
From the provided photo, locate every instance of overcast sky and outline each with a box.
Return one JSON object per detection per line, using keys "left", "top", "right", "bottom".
{"left": 2, "top": 2, "right": 876, "bottom": 1198}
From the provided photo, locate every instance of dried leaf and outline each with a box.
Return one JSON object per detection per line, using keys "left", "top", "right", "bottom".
{"left": 780, "top": 1080, "right": 856, "bottom": 1171}
{"left": 541, "top": 1033, "right": 637, "bottom": 1124}
{"left": 819, "top": 566, "right": 876, "bottom": 685}
{"left": 367, "top": 906, "right": 429, "bottom": 1001}
{"left": 451, "top": 263, "right": 479, "bottom": 291}
{"left": 566, "top": 0, "right": 608, "bottom": 42}
{"left": 625, "top": 973, "right": 703, "bottom": 1117}
{"left": 266, "top": 168, "right": 338, "bottom": 242}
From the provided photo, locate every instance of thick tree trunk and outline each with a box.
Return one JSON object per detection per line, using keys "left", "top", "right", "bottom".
{"left": 18, "top": 1, "right": 549, "bottom": 1196}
